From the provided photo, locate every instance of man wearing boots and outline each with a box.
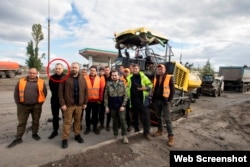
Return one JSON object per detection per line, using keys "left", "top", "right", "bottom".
{"left": 48, "top": 63, "right": 65, "bottom": 139}
{"left": 58, "top": 62, "right": 88, "bottom": 149}
{"left": 84, "top": 65, "right": 105, "bottom": 135}
{"left": 104, "top": 70, "right": 129, "bottom": 143}
{"left": 99, "top": 66, "right": 112, "bottom": 131}
{"left": 7, "top": 68, "right": 47, "bottom": 148}
{"left": 152, "top": 64, "right": 175, "bottom": 146}
{"left": 127, "top": 64, "right": 152, "bottom": 140}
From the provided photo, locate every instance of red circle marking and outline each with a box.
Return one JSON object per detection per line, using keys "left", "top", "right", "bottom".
{"left": 46, "top": 58, "right": 70, "bottom": 83}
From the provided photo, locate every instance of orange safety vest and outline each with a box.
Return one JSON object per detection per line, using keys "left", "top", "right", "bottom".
{"left": 85, "top": 75, "right": 101, "bottom": 101}
{"left": 19, "top": 78, "right": 46, "bottom": 103}
{"left": 153, "top": 75, "right": 171, "bottom": 98}
{"left": 100, "top": 75, "right": 106, "bottom": 88}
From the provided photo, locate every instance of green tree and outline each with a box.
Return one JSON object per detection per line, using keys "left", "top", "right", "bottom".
{"left": 201, "top": 59, "right": 215, "bottom": 76}
{"left": 25, "top": 24, "right": 45, "bottom": 71}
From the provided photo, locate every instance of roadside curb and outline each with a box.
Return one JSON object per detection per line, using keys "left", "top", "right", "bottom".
{"left": 79, "top": 130, "right": 143, "bottom": 153}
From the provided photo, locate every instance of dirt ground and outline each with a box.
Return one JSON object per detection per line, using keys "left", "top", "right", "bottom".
{"left": 0, "top": 77, "right": 250, "bottom": 167}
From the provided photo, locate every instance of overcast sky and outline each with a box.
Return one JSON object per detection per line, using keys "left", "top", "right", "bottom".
{"left": 0, "top": 0, "right": 250, "bottom": 71}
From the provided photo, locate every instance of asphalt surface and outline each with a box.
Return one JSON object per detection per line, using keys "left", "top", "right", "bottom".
{"left": 1, "top": 76, "right": 249, "bottom": 167}
{"left": 0, "top": 89, "right": 140, "bottom": 167}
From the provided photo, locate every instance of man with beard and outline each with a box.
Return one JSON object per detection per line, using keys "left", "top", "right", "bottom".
{"left": 48, "top": 63, "right": 65, "bottom": 139}
{"left": 58, "top": 62, "right": 88, "bottom": 149}
{"left": 104, "top": 70, "right": 128, "bottom": 143}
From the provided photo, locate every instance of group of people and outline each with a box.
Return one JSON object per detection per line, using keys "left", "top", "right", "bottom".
{"left": 7, "top": 61, "right": 175, "bottom": 149}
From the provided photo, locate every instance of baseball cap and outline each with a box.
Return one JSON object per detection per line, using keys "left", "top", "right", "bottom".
{"left": 157, "top": 64, "right": 165, "bottom": 69}
{"left": 124, "top": 68, "right": 130, "bottom": 73}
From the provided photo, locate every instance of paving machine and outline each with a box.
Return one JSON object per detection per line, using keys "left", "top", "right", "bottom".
{"left": 114, "top": 27, "right": 202, "bottom": 123}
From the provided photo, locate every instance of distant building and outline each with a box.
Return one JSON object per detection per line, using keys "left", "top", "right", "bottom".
{"left": 79, "top": 48, "right": 117, "bottom": 68}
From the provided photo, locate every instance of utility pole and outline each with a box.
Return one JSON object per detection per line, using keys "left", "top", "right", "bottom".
{"left": 180, "top": 53, "right": 182, "bottom": 64}
{"left": 48, "top": 0, "right": 50, "bottom": 65}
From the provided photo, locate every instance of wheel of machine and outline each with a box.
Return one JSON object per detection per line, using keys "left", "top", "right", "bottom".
{"left": 196, "top": 92, "right": 200, "bottom": 99}
{"left": 6, "top": 71, "right": 15, "bottom": 78}
{"left": 213, "top": 89, "right": 218, "bottom": 97}
{"left": 183, "top": 109, "right": 188, "bottom": 118}
{"left": 191, "top": 94, "right": 196, "bottom": 103}
{"left": 196, "top": 87, "right": 201, "bottom": 99}
{"left": 242, "top": 85, "right": 247, "bottom": 93}
{"left": 239, "top": 86, "right": 244, "bottom": 93}
{"left": 0, "top": 71, "right": 6, "bottom": 78}
{"left": 218, "top": 89, "right": 221, "bottom": 96}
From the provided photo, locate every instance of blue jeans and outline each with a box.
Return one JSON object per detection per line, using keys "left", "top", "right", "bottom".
{"left": 154, "top": 100, "right": 173, "bottom": 135}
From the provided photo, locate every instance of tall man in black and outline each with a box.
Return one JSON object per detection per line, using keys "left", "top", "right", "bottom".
{"left": 127, "top": 64, "right": 152, "bottom": 139}
{"left": 48, "top": 63, "right": 65, "bottom": 139}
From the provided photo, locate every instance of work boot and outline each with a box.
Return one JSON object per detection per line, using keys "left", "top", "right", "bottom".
{"left": 48, "top": 131, "right": 58, "bottom": 139}
{"left": 167, "top": 135, "right": 174, "bottom": 147}
{"left": 62, "top": 139, "right": 68, "bottom": 149}
{"left": 106, "top": 126, "right": 111, "bottom": 131}
{"left": 99, "top": 124, "right": 104, "bottom": 130}
{"left": 32, "top": 134, "right": 41, "bottom": 141}
{"left": 84, "top": 128, "right": 91, "bottom": 135}
{"left": 75, "top": 135, "right": 84, "bottom": 143}
{"left": 93, "top": 128, "right": 100, "bottom": 135}
{"left": 152, "top": 129, "right": 163, "bottom": 137}
{"left": 134, "top": 127, "right": 140, "bottom": 133}
{"left": 143, "top": 133, "right": 151, "bottom": 140}
{"left": 7, "top": 139, "right": 22, "bottom": 148}
{"left": 123, "top": 136, "right": 129, "bottom": 144}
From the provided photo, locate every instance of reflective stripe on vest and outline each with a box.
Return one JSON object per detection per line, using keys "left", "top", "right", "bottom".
{"left": 153, "top": 75, "right": 171, "bottom": 98}
{"left": 19, "top": 78, "right": 46, "bottom": 103}
{"left": 85, "top": 76, "right": 101, "bottom": 100}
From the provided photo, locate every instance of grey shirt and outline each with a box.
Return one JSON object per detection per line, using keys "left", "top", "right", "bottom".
{"left": 14, "top": 77, "right": 47, "bottom": 105}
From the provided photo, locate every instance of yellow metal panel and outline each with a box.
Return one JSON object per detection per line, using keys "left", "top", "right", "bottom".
{"left": 173, "top": 61, "right": 189, "bottom": 92}
{"left": 115, "top": 27, "right": 168, "bottom": 44}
